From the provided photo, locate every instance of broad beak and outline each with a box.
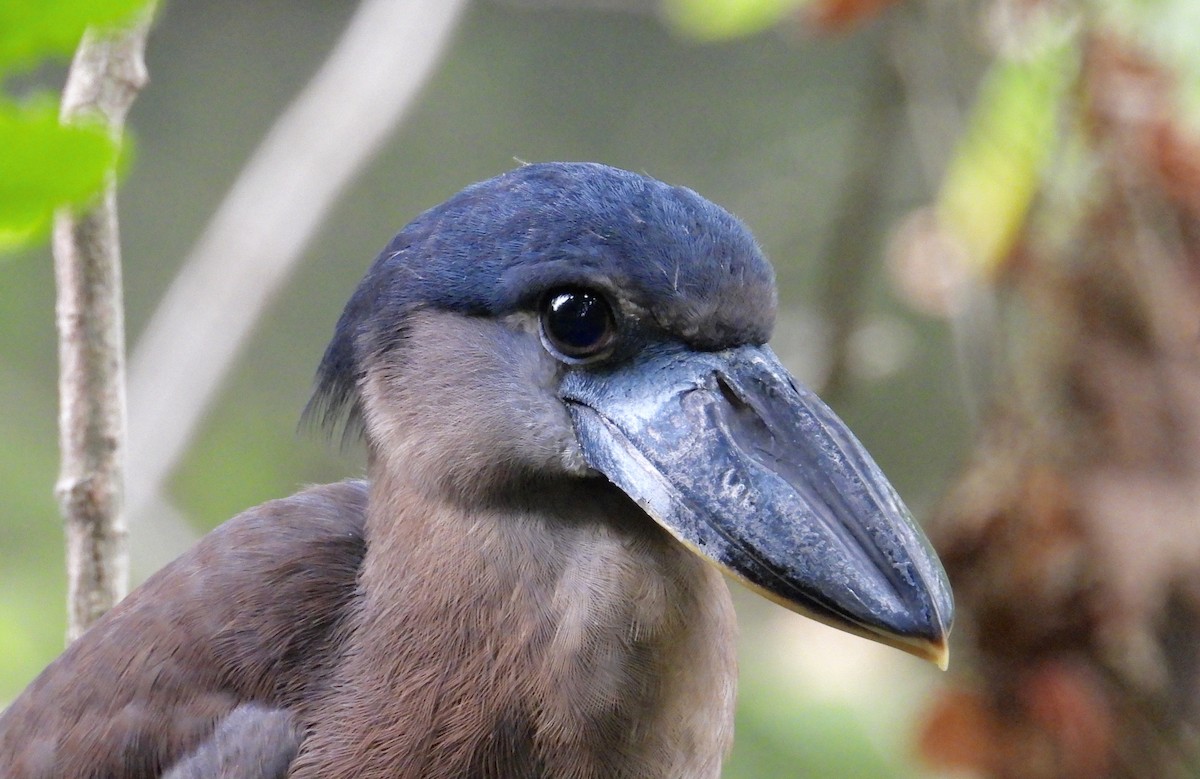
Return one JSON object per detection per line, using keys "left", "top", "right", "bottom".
{"left": 561, "top": 343, "right": 953, "bottom": 668}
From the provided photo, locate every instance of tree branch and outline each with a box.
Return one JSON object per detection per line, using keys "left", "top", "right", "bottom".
{"left": 53, "top": 8, "right": 154, "bottom": 643}
{"left": 818, "top": 26, "right": 904, "bottom": 398}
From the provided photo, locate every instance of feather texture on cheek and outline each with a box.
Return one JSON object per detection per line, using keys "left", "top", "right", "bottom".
{"left": 359, "top": 309, "right": 589, "bottom": 503}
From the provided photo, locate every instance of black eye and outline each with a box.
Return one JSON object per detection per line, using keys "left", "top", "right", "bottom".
{"left": 540, "top": 289, "right": 616, "bottom": 361}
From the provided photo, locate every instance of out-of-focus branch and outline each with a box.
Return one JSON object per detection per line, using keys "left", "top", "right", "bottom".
{"left": 818, "top": 27, "right": 903, "bottom": 398}
{"left": 888, "top": 8, "right": 969, "bottom": 191}
{"left": 53, "top": 8, "right": 154, "bottom": 643}
{"left": 123, "top": 0, "right": 470, "bottom": 574}
{"left": 887, "top": 5, "right": 997, "bottom": 424}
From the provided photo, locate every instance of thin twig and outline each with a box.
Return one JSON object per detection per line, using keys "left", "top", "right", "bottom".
{"left": 53, "top": 7, "right": 155, "bottom": 643}
{"left": 123, "top": 0, "right": 470, "bottom": 574}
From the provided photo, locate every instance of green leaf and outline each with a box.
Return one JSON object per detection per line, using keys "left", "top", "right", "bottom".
{"left": 662, "top": 0, "right": 809, "bottom": 42}
{"left": 0, "top": 0, "right": 153, "bottom": 253}
{"left": 0, "top": 100, "right": 123, "bottom": 253}
{"left": 0, "top": 0, "right": 151, "bottom": 75}
{"left": 936, "top": 18, "right": 1077, "bottom": 273}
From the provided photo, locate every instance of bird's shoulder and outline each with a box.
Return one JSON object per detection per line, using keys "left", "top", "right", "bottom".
{"left": 0, "top": 479, "right": 369, "bottom": 778}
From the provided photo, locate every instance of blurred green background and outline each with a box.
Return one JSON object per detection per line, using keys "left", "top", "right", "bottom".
{"left": 0, "top": 0, "right": 986, "bottom": 775}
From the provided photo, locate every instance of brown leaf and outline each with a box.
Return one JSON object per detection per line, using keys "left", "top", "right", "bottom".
{"left": 802, "top": 0, "right": 900, "bottom": 35}
{"left": 918, "top": 686, "right": 997, "bottom": 773}
{"left": 1022, "top": 660, "right": 1116, "bottom": 777}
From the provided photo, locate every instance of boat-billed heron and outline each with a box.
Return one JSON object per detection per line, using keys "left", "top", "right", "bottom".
{"left": 0, "top": 162, "right": 952, "bottom": 778}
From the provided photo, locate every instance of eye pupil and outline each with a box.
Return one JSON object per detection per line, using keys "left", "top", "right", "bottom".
{"left": 542, "top": 290, "right": 615, "bottom": 360}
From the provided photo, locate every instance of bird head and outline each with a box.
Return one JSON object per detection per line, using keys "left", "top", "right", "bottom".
{"left": 306, "top": 162, "right": 953, "bottom": 667}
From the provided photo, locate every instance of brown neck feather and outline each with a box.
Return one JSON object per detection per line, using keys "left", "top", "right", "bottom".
{"left": 288, "top": 465, "right": 738, "bottom": 779}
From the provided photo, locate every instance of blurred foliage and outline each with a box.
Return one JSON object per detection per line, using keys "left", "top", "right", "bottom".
{"left": 935, "top": 14, "right": 1075, "bottom": 275}
{"left": 919, "top": 0, "right": 1200, "bottom": 287}
{"left": 0, "top": 0, "right": 147, "bottom": 72}
{"left": 0, "top": 101, "right": 123, "bottom": 251}
{"left": 905, "top": 0, "right": 1200, "bottom": 776}
{"left": 662, "top": 0, "right": 808, "bottom": 40}
{"left": 0, "top": 0, "right": 150, "bottom": 253}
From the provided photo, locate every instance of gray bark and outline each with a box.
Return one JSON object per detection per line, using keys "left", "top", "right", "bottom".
{"left": 53, "top": 10, "right": 154, "bottom": 643}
